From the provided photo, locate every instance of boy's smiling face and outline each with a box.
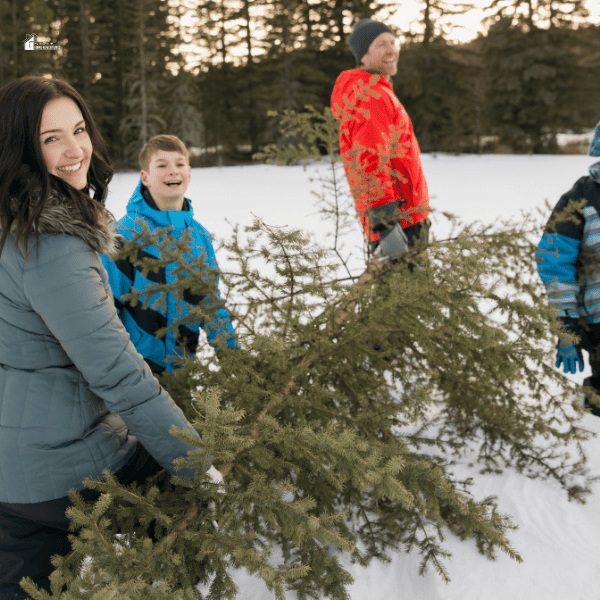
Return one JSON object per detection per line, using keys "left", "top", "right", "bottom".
{"left": 141, "top": 150, "right": 191, "bottom": 211}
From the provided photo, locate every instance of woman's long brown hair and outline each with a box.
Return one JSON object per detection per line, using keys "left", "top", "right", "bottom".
{"left": 0, "top": 76, "right": 114, "bottom": 257}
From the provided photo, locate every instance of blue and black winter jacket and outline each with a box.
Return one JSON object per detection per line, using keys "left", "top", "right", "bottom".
{"left": 101, "top": 180, "right": 236, "bottom": 374}
{"left": 537, "top": 176, "right": 600, "bottom": 322}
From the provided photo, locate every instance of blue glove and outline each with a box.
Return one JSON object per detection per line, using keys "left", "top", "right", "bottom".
{"left": 556, "top": 342, "right": 584, "bottom": 374}
{"left": 556, "top": 318, "right": 584, "bottom": 374}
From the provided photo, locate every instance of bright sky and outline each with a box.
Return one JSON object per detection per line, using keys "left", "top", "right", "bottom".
{"left": 383, "top": 0, "right": 600, "bottom": 43}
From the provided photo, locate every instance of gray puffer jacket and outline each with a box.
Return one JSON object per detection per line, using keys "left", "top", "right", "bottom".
{"left": 0, "top": 194, "right": 201, "bottom": 503}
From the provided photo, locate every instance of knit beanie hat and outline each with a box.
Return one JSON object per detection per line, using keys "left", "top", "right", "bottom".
{"left": 589, "top": 121, "right": 600, "bottom": 183}
{"left": 346, "top": 19, "right": 393, "bottom": 66}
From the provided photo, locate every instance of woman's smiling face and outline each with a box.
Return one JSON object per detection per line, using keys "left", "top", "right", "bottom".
{"left": 39, "top": 97, "right": 92, "bottom": 191}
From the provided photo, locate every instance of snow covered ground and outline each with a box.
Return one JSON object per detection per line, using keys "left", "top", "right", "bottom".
{"left": 106, "top": 153, "right": 600, "bottom": 599}
{"left": 557, "top": 131, "right": 597, "bottom": 148}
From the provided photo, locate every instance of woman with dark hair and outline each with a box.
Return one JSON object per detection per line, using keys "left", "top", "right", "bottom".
{"left": 0, "top": 76, "right": 219, "bottom": 599}
{"left": 0, "top": 75, "right": 112, "bottom": 255}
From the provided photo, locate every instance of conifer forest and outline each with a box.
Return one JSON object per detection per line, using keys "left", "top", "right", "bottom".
{"left": 1, "top": 0, "right": 599, "bottom": 168}
{"left": 3, "top": 1, "right": 600, "bottom": 599}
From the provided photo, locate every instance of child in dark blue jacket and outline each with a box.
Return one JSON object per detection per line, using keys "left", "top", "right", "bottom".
{"left": 101, "top": 135, "right": 236, "bottom": 374}
{"left": 537, "top": 122, "right": 600, "bottom": 415}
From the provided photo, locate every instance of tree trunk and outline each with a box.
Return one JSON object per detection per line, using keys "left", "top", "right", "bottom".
{"left": 80, "top": 0, "right": 91, "bottom": 99}
{"left": 242, "top": 0, "right": 252, "bottom": 64}
{"left": 303, "top": 1, "right": 313, "bottom": 48}
{"left": 220, "top": 0, "right": 227, "bottom": 64}
{"left": 334, "top": 0, "right": 344, "bottom": 44}
{"left": 423, "top": 0, "right": 433, "bottom": 47}
{"left": 526, "top": 0, "right": 535, "bottom": 30}
{"left": 11, "top": 0, "right": 17, "bottom": 78}
{"left": 139, "top": 0, "right": 148, "bottom": 145}
{"left": 0, "top": 28, "right": 4, "bottom": 87}
{"left": 241, "top": 0, "right": 258, "bottom": 152}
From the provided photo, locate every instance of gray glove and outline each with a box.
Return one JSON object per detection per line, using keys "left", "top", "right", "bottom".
{"left": 378, "top": 222, "right": 409, "bottom": 258}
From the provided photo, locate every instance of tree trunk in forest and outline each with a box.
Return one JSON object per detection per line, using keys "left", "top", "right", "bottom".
{"left": 139, "top": 0, "right": 148, "bottom": 146}
{"left": 423, "top": 0, "right": 433, "bottom": 47}
{"left": 219, "top": 0, "right": 227, "bottom": 64}
{"left": 334, "top": 0, "right": 345, "bottom": 44}
{"left": 80, "top": 0, "right": 91, "bottom": 99}
{"left": 242, "top": 0, "right": 258, "bottom": 153}
{"left": 242, "top": 0, "right": 252, "bottom": 64}
{"left": 526, "top": 0, "right": 535, "bottom": 30}
{"left": 11, "top": 0, "right": 17, "bottom": 78}
{"left": 304, "top": 2, "right": 314, "bottom": 48}
{"left": 0, "top": 29, "right": 4, "bottom": 87}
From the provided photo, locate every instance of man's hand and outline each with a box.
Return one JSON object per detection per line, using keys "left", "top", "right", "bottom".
{"left": 378, "top": 222, "right": 409, "bottom": 258}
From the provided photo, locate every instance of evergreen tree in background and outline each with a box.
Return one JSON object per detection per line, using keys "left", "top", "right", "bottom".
{"left": 392, "top": 0, "right": 482, "bottom": 153}
{"left": 118, "top": 0, "right": 178, "bottom": 167}
{"left": 188, "top": 0, "right": 245, "bottom": 163}
{"left": 193, "top": 0, "right": 234, "bottom": 65}
{"left": 88, "top": 0, "right": 133, "bottom": 166}
{"left": 487, "top": 0, "right": 590, "bottom": 29}
{"left": 197, "top": 62, "right": 244, "bottom": 164}
{"left": 228, "top": 0, "right": 264, "bottom": 153}
{"left": 56, "top": 0, "right": 132, "bottom": 162}
{"left": 417, "top": 0, "right": 475, "bottom": 47}
{"left": 395, "top": 39, "right": 480, "bottom": 152}
{"left": 19, "top": 106, "right": 597, "bottom": 600}
{"left": 578, "top": 23, "right": 600, "bottom": 126}
{"left": 483, "top": 0, "right": 592, "bottom": 152}
{"left": 0, "top": 0, "right": 58, "bottom": 86}
{"left": 59, "top": 0, "right": 100, "bottom": 100}
{"left": 164, "top": 71, "right": 205, "bottom": 152}
{"left": 2, "top": 0, "right": 599, "bottom": 162}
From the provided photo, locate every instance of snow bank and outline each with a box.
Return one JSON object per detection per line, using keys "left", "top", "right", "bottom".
{"left": 106, "top": 154, "right": 600, "bottom": 599}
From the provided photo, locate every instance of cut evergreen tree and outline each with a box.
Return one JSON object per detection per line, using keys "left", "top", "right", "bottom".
{"left": 20, "top": 107, "right": 596, "bottom": 600}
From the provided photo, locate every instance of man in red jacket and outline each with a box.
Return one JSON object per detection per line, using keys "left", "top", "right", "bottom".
{"left": 331, "top": 19, "right": 430, "bottom": 260}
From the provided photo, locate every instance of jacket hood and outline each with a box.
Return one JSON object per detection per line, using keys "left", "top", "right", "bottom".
{"left": 590, "top": 121, "right": 600, "bottom": 183}
{"left": 331, "top": 68, "right": 390, "bottom": 120}
{"left": 10, "top": 192, "right": 119, "bottom": 257}
{"left": 590, "top": 121, "right": 600, "bottom": 158}
{"left": 125, "top": 179, "right": 195, "bottom": 230}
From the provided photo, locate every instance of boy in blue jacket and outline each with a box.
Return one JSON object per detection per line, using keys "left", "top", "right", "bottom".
{"left": 101, "top": 134, "right": 236, "bottom": 374}
{"left": 536, "top": 121, "right": 600, "bottom": 415}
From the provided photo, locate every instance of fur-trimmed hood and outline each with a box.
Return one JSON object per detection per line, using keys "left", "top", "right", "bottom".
{"left": 11, "top": 193, "right": 120, "bottom": 257}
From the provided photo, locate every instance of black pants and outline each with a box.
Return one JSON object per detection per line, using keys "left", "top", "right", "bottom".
{"left": 575, "top": 321, "right": 600, "bottom": 417}
{"left": 0, "top": 444, "right": 164, "bottom": 600}
{"left": 403, "top": 219, "right": 430, "bottom": 248}
{"left": 577, "top": 321, "right": 600, "bottom": 383}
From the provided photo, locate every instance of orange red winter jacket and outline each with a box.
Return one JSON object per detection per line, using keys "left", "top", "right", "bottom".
{"left": 331, "top": 69, "right": 429, "bottom": 242}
